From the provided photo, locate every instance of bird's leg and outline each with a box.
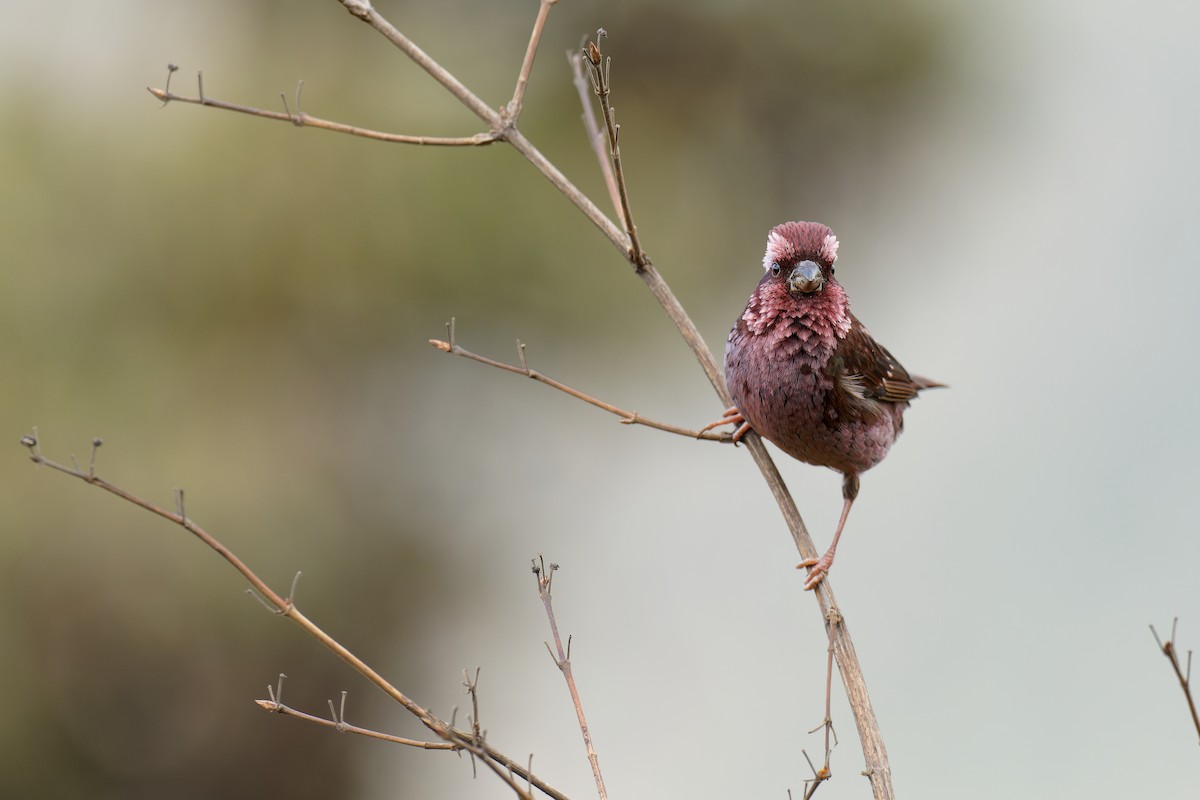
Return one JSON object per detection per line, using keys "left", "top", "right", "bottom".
{"left": 698, "top": 406, "right": 753, "bottom": 442}
{"left": 798, "top": 473, "right": 860, "bottom": 590}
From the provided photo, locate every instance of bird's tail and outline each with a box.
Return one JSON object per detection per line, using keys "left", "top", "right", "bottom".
{"left": 912, "top": 375, "right": 947, "bottom": 391}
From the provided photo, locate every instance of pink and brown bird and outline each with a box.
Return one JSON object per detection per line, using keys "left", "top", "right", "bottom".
{"left": 704, "top": 221, "right": 942, "bottom": 590}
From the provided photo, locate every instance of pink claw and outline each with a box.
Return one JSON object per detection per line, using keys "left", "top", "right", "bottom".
{"left": 797, "top": 553, "right": 834, "bottom": 591}
{"left": 699, "top": 406, "right": 751, "bottom": 442}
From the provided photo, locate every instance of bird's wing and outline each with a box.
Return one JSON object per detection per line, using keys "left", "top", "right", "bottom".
{"left": 832, "top": 314, "right": 924, "bottom": 405}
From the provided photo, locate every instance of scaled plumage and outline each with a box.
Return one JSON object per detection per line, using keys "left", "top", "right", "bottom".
{"left": 706, "top": 221, "right": 941, "bottom": 589}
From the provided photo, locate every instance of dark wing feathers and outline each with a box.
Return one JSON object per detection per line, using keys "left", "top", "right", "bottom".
{"left": 831, "top": 314, "right": 927, "bottom": 405}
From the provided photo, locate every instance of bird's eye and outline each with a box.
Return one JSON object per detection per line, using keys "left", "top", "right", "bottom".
{"left": 770, "top": 262, "right": 781, "bottom": 277}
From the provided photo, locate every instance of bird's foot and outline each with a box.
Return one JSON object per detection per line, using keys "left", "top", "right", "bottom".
{"left": 797, "top": 552, "right": 834, "bottom": 591}
{"left": 698, "top": 406, "right": 752, "bottom": 443}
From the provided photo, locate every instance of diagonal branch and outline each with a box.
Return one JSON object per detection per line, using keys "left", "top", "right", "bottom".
{"left": 507, "top": 0, "right": 559, "bottom": 121}
{"left": 20, "top": 433, "right": 570, "bottom": 800}
{"left": 339, "top": 0, "right": 501, "bottom": 127}
{"left": 429, "top": 326, "right": 735, "bottom": 443}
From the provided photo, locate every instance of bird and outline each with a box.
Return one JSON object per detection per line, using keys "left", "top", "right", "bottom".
{"left": 702, "top": 221, "right": 942, "bottom": 590}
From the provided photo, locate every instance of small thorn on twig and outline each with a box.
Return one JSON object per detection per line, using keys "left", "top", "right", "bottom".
{"left": 517, "top": 340, "right": 530, "bottom": 374}
{"left": 174, "top": 487, "right": 186, "bottom": 524}
{"left": 294, "top": 79, "right": 305, "bottom": 124}
{"left": 245, "top": 587, "right": 281, "bottom": 614}
{"left": 328, "top": 690, "right": 348, "bottom": 731}
{"left": 22, "top": 429, "right": 45, "bottom": 464}
{"left": 89, "top": 437, "right": 103, "bottom": 477}
{"left": 280, "top": 81, "right": 305, "bottom": 126}
{"left": 284, "top": 571, "right": 302, "bottom": 610}
{"left": 197, "top": 70, "right": 205, "bottom": 103}
{"left": 267, "top": 673, "right": 287, "bottom": 710}
{"left": 161, "top": 63, "right": 179, "bottom": 104}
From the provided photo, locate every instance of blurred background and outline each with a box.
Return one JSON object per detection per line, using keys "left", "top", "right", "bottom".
{"left": 2, "top": 0, "right": 1198, "bottom": 798}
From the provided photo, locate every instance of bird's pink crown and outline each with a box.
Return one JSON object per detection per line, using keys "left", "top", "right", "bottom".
{"left": 762, "top": 221, "right": 839, "bottom": 271}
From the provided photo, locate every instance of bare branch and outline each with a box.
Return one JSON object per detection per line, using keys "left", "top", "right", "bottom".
{"left": 146, "top": 86, "right": 499, "bottom": 146}
{"left": 463, "top": 668, "right": 482, "bottom": 740}
{"left": 583, "top": 35, "right": 646, "bottom": 268}
{"left": 508, "top": 0, "right": 559, "bottom": 121}
{"left": 567, "top": 48, "right": 621, "bottom": 219}
{"left": 1150, "top": 619, "right": 1200, "bottom": 744}
{"left": 533, "top": 557, "right": 608, "bottom": 800}
{"left": 256, "top": 697, "right": 459, "bottom": 750}
{"left": 20, "top": 433, "right": 572, "bottom": 800}
{"left": 338, "top": 0, "right": 502, "bottom": 127}
{"left": 429, "top": 334, "right": 735, "bottom": 442}
{"left": 23, "top": 433, "right": 288, "bottom": 609}
{"left": 803, "top": 605, "right": 842, "bottom": 798}
{"left": 332, "top": 0, "right": 631, "bottom": 265}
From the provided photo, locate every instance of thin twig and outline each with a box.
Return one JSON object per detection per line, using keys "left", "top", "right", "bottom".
{"left": 464, "top": 667, "right": 483, "bottom": 745}
{"left": 567, "top": 48, "right": 621, "bottom": 220}
{"left": 1150, "top": 619, "right": 1200, "bottom": 744}
{"left": 800, "top": 749, "right": 825, "bottom": 800}
{"left": 803, "top": 606, "right": 841, "bottom": 799}
{"left": 20, "top": 433, "right": 571, "bottom": 800}
{"left": 508, "top": 0, "right": 558, "bottom": 121}
{"left": 533, "top": 557, "right": 608, "bottom": 800}
{"left": 583, "top": 36, "right": 645, "bottom": 268}
{"left": 147, "top": 86, "right": 498, "bottom": 146}
{"left": 256, "top": 697, "right": 459, "bottom": 749}
{"left": 429, "top": 334, "right": 734, "bottom": 442}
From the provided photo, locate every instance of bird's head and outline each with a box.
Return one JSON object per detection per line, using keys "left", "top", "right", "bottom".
{"left": 761, "top": 221, "right": 840, "bottom": 297}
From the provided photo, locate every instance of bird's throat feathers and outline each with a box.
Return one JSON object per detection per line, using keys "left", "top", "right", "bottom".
{"left": 742, "top": 278, "right": 852, "bottom": 360}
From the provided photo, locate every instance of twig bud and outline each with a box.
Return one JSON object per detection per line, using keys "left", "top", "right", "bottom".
{"left": 585, "top": 41, "right": 601, "bottom": 66}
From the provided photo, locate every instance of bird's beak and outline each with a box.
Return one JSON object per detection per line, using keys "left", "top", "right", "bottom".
{"left": 787, "top": 260, "right": 825, "bottom": 294}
